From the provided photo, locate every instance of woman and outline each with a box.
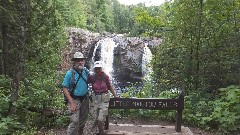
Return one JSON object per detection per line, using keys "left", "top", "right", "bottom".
{"left": 88, "top": 61, "right": 118, "bottom": 135}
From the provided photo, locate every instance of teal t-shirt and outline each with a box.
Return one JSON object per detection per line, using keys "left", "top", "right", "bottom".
{"left": 62, "top": 67, "right": 89, "bottom": 96}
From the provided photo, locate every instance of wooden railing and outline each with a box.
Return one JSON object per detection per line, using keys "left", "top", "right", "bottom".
{"left": 105, "top": 92, "right": 184, "bottom": 132}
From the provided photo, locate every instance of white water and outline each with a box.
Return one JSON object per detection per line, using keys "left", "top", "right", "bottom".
{"left": 142, "top": 43, "right": 153, "bottom": 79}
{"left": 91, "top": 38, "right": 154, "bottom": 95}
{"left": 91, "top": 38, "right": 115, "bottom": 77}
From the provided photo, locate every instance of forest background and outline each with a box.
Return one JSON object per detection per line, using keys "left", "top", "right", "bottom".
{"left": 0, "top": 0, "right": 239, "bottom": 134}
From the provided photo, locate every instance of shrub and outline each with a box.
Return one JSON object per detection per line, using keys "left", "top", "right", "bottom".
{"left": 204, "top": 85, "right": 240, "bottom": 134}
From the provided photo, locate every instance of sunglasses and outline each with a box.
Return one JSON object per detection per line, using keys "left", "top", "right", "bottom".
{"left": 75, "top": 58, "right": 84, "bottom": 61}
{"left": 94, "top": 67, "right": 102, "bottom": 70}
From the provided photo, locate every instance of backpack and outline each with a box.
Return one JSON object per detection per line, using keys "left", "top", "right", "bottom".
{"left": 64, "top": 68, "right": 89, "bottom": 104}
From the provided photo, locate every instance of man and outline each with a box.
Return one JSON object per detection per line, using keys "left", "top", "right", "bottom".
{"left": 62, "top": 52, "right": 90, "bottom": 135}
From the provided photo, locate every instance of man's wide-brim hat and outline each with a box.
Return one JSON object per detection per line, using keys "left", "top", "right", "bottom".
{"left": 71, "top": 52, "right": 87, "bottom": 61}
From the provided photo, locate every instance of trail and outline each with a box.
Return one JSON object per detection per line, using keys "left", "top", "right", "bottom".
{"left": 38, "top": 117, "right": 216, "bottom": 135}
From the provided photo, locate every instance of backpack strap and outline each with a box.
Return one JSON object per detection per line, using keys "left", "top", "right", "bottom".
{"left": 70, "top": 69, "right": 81, "bottom": 96}
{"left": 74, "top": 68, "right": 89, "bottom": 84}
{"left": 92, "top": 72, "right": 110, "bottom": 90}
{"left": 71, "top": 69, "right": 75, "bottom": 87}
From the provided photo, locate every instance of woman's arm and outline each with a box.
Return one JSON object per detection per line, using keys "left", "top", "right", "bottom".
{"left": 105, "top": 74, "right": 118, "bottom": 98}
{"left": 109, "top": 84, "right": 117, "bottom": 98}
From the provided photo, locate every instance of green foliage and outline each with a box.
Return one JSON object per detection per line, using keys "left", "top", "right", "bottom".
{"left": 0, "top": 0, "right": 71, "bottom": 133}
{"left": 0, "top": 116, "right": 21, "bottom": 135}
{"left": 0, "top": 77, "right": 19, "bottom": 135}
{"left": 0, "top": 94, "right": 10, "bottom": 116}
{"left": 151, "top": 0, "right": 240, "bottom": 93}
{"left": 12, "top": 127, "right": 38, "bottom": 135}
{"left": 133, "top": 5, "right": 166, "bottom": 37}
{"left": 205, "top": 85, "right": 240, "bottom": 134}
{"left": 183, "top": 91, "right": 214, "bottom": 126}
{"left": 83, "top": 0, "right": 115, "bottom": 32}
{"left": 183, "top": 86, "right": 240, "bottom": 134}
{"left": 0, "top": 76, "right": 15, "bottom": 134}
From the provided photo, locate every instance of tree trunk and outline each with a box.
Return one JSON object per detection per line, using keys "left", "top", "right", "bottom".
{"left": 0, "top": 0, "right": 7, "bottom": 75}
{"left": 9, "top": 0, "right": 29, "bottom": 115}
{"left": 1, "top": 25, "right": 7, "bottom": 75}
{"left": 233, "top": 0, "right": 240, "bottom": 84}
{"left": 194, "top": 0, "right": 203, "bottom": 91}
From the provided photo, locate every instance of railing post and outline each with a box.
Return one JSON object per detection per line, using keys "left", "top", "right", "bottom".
{"left": 175, "top": 92, "right": 184, "bottom": 132}
{"left": 105, "top": 115, "right": 109, "bottom": 130}
{"left": 175, "top": 109, "right": 182, "bottom": 132}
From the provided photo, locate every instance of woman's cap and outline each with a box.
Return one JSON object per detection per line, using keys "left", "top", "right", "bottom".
{"left": 94, "top": 61, "right": 103, "bottom": 68}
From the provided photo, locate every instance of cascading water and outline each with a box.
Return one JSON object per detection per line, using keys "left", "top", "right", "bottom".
{"left": 91, "top": 37, "right": 115, "bottom": 77}
{"left": 142, "top": 43, "right": 153, "bottom": 80}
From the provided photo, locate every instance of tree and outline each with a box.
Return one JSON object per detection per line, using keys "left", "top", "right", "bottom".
{"left": 0, "top": 0, "right": 68, "bottom": 132}
{"left": 151, "top": 0, "right": 240, "bottom": 93}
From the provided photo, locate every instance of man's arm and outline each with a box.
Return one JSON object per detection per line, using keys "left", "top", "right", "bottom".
{"left": 63, "top": 87, "right": 77, "bottom": 112}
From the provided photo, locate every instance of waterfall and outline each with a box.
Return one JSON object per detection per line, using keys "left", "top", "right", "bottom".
{"left": 91, "top": 38, "right": 115, "bottom": 77}
{"left": 142, "top": 43, "right": 153, "bottom": 79}
{"left": 91, "top": 38, "right": 153, "bottom": 95}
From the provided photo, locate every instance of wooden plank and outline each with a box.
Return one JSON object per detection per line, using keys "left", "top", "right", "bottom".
{"left": 109, "top": 98, "right": 183, "bottom": 110}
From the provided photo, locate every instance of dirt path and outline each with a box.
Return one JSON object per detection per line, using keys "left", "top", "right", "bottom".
{"left": 38, "top": 117, "right": 216, "bottom": 135}
{"left": 108, "top": 117, "right": 216, "bottom": 135}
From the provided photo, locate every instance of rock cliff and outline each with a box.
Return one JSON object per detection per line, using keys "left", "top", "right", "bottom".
{"left": 60, "top": 28, "right": 162, "bottom": 83}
